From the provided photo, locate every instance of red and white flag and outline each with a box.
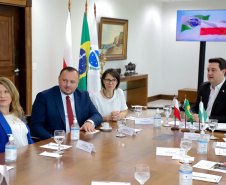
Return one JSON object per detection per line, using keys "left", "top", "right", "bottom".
{"left": 63, "top": 11, "right": 74, "bottom": 68}
{"left": 200, "top": 20, "right": 226, "bottom": 35}
{"left": 173, "top": 97, "right": 181, "bottom": 121}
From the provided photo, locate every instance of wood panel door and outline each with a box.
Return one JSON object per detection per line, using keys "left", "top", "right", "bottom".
{"left": 0, "top": 0, "right": 32, "bottom": 114}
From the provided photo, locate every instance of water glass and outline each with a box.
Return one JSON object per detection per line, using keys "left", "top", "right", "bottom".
{"left": 208, "top": 119, "right": 218, "bottom": 140}
{"left": 134, "top": 164, "right": 150, "bottom": 185}
{"left": 134, "top": 106, "right": 142, "bottom": 118}
{"left": 53, "top": 130, "right": 65, "bottom": 154}
{"left": 116, "top": 120, "right": 126, "bottom": 137}
{"left": 163, "top": 105, "right": 172, "bottom": 127}
{"left": 180, "top": 138, "right": 192, "bottom": 161}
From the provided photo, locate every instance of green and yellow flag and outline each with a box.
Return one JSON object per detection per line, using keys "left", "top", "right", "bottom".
{"left": 78, "top": 12, "right": 90, "bottom": 90}
{"left": 184, "top": 99, "right": 193, "bottom": 124}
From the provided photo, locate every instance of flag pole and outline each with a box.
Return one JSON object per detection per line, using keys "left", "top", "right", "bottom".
{"left": 85, "top": 0, "right": 87, "bottom": 18}
{"left": 195, "top": 96, "right": 202, "bottom": 133}
{"left": 181, "top": 94, "right": 190, "bottom": 132}
{"left": 68, "top": 0, "right": 71, "bottom": 12}
{"left": 171, "top": 95, "right": 179, "bottom": 131}
{"left": 94, "top": 3, "right": 96, "bottom": 18}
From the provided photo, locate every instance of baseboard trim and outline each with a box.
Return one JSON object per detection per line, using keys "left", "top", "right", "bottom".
{"left": 148, "top": 94, "right": 174, "bottom": 102}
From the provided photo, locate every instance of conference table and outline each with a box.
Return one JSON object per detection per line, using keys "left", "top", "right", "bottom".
{"left": 1, "top": 119, "right": 226, "bottom": 185}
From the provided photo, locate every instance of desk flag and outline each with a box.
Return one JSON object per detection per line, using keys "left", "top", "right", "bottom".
{"left": 78, "top": 12, "right": 90, "bottom": 90}
{"left": 63, "top": 11, "right": 73, "bottom": 68}
{"left": 198, "top": 100, "right": 207, "bottom": 124}
{"left": 87, "top": 14, "right": 101, "bottom": 97}
{"left": 173, "top": 97, "right": 181, "bottom": 121}
{"left": 184, "top": 99, "right": 193, "bottom": 124}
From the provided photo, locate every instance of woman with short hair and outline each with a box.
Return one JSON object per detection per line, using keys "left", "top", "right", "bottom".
{"left": 92, "top": 68, "right": 128, "bottom": 121}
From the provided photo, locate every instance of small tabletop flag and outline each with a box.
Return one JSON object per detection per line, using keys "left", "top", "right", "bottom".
{"left": 198, "top": 100, "right": 207, "bottom": 124}
{"left": 184, "top": 99, "right": 193, "bottom": 124}
{"left": 173, "top": 97, "right": 181, "bottom": 121}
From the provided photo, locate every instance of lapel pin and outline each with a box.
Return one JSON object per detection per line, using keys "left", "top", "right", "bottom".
{"left": 223, "top": 90, "right": 225, "bottom": 92}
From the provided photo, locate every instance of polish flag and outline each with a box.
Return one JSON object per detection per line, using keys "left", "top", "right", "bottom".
{"left": 63, "top": 11, "right": 74, "bottom": 68}
{"left": 173, "top": 97, "right": 181, "bottom": 121}
{"left": 200, "top": 20, "right": 226, "bottom": 35}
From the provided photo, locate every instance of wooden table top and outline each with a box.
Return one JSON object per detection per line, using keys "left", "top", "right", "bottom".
{"left": 1, "top": 122, "right": 226, "bottom": 185}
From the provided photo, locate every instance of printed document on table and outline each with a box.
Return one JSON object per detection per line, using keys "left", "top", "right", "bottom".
{"left": 215, "top": 148, "right": 226, "bottom": 156}
{"left": 40, "top": 142, "right": 71, "bottom": 150}
{"left": 192, "top": 172, "right": 221, "bottom": 183}
{"left": 193, "top": 160, "right": 226, "bottom": 173}
{"left": 135, "top": 118, "right": 153, "bottom": 124}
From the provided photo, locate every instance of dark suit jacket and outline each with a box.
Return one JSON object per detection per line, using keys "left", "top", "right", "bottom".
{"left": 30, "top": 86, "right": 103, "bottom": 140}
{"left": 191, "top": 80, "right": 226, "bottom": 123}
{"left": 0, "top": 112, "right": 34, "bottom": 153}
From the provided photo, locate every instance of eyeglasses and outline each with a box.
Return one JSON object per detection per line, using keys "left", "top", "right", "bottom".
{"left": 104, "top": 79, "right": 117, "bottom": 84}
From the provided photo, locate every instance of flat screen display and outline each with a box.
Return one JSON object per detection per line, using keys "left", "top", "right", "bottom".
{"left": 176, "top": 10, "right": 226, "bottom": 41}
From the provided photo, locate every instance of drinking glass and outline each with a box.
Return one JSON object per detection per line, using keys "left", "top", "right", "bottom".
{"left": 163, "top": 105, "right": 172, "bottom": 127}
{"left": 180, "top": 138, "right": 192, "bottom": 161}
{"left": 116, "top": 119, "right": 126, "bottom": 137}
{"left": 208, "top": 119, "right": 218, "bottom": 140}
{"left": 53, "top": 130, "right": 65, "bottom": 154}
{"left": 134, "top": 106, "right": 143, "bottom": 118}
{"left": 134, "top": 164, "right": 150, "bottom": 185}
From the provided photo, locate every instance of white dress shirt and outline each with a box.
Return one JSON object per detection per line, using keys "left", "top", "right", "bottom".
{"left": 4, "top": 114, "right": 29, "bottom": 148}
{"left": 60, "top": 91, "right": 94, "bottom": 133}
{"left": 206, "top": 79, "right": 225, "bottom": 117}
{"left": 60, "top": 91, "right": 77, "bottom": 133}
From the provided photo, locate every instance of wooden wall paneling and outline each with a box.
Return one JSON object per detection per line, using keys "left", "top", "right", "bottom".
{"left": 25, "top": 6, "right": 32, "bottom": 114}
{"left": 0, "top": 0, "right": 26, "bottom": 7}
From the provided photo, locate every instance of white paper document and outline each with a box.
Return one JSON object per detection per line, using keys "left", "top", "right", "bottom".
{"left": 92, "top": 181, "right": 131, "bottom": 185}
{"left": 40, "top": 142, "right": 71, "bottom": 150}
{"left": 183, "top": 133, "right": 210, "bottom": 141}
{"left": 0, "top": 165, "right": 14, "bottom": 171}
{"left": 193, "top": 160, "right": 226, "bottom": 173}
{"left": 223, "top": 138, "right": 226, "bottom": 142}
{"left": 156, "top": 147, "right": 185, "bottom": 156}
{"left": 192, "top": 172, "right": 222, "bottom": 183}
{"left": 121, "top": 126, "right": 136, "bottom": 136}
{"left": 39, "top": 151, "right": 62, "bottom": 158}
{"left": 172, "top": 155, "right": 194, "bottom": 162}
{"left": 135, "top": 118, "right": 153, "bottom": 124}
{"left": 134, "top": 129, "right": 142, "bottom": 132}
{"left": 215, "top": 142, "right": 226, "bottom": 148}
{"left": 86, "top": 130, "right": 100, "bottom": 134}
{"left": 215, "top": 148, "right": 226, "bottom": 156}
{"left": 76, "top": 140, "right": 96, "bottom": 153}
{"left": 215, "top": 123, "right": 226, "bottom": 131}
{"left": 0, "top": 165, "right": 9, "bottom": 185}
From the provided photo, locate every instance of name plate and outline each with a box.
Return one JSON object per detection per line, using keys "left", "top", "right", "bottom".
{"left": 121, "top": 126, "right": 136, "bottom": 136}
{"left": 184, "top": 133, "right": 210, "bottom": 141}
{"left": 76, "top": 140, "right": 96, "bottom": 153}
{"left": 156, "top": 147, "right": 185, "bottom": 156}
{"left": 135, "top": 118, "right": 153, "bottom": 124}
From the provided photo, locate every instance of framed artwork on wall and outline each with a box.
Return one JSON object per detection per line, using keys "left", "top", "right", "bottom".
{"left": 99, "top": 17, "right": 128, "bottom": 61}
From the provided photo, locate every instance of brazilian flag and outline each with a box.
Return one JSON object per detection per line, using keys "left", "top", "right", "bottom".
{"left": 78, "top": 12, "right": 90, "bottom": 90}
{"left": 184, "top": 99, "right": 193, "bottom": 124}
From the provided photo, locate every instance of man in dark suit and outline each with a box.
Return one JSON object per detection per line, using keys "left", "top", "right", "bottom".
{"left": 30, "top": 67, "right": 103, "bottom": 140}
{"left": 191, "top": 57, "right": 226, "bottom": 123}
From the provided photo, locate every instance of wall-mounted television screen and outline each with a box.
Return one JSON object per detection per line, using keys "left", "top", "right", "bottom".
{"left": 176, "top": 10, "right": 226, "bottom": 41}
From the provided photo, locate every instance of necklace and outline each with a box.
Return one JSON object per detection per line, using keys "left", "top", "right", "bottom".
{"left": 103, "top": 89, "right": 114, "bottom": 99}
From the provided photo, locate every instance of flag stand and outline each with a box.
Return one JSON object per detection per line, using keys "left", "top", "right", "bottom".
{"left": 171, "top": 116, "right": 179, "bottom": 130}
{"left": 181, "top": 115, "right": 190, "bottom": 132}
{"left": 195, "top": 119, "right": 201, "bottom": 133}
